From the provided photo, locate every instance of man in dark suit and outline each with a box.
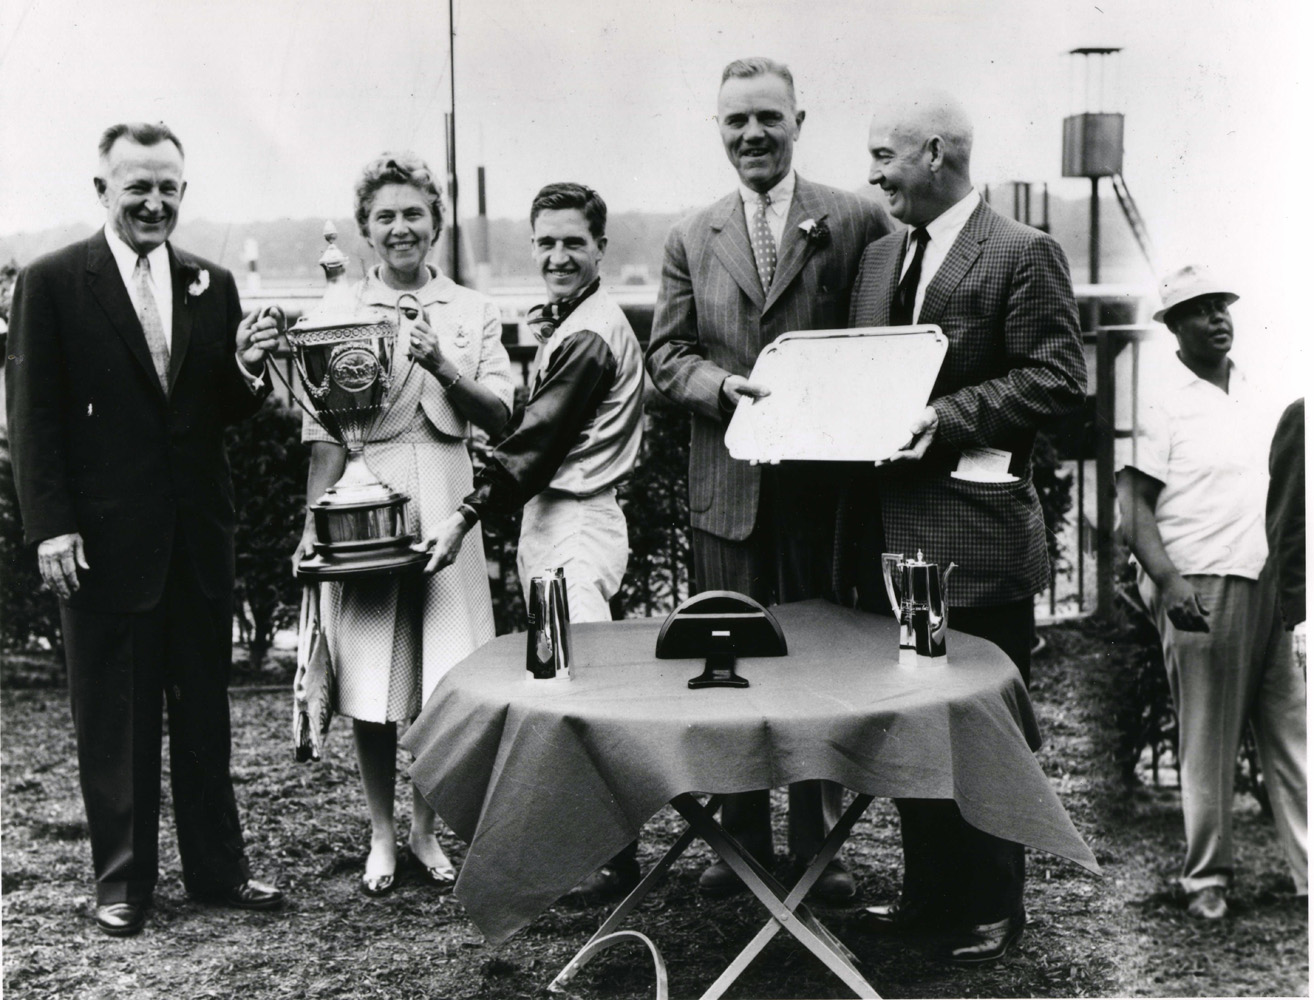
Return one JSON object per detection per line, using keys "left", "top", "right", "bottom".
{"left": 5, "top": 122, "right": 284, "bottom": 936}
{"left": 846, "top": 92, "right": 1085, "bottom": 961}
{"left": 646, "top": 57, "right": 892, "bottom": 901}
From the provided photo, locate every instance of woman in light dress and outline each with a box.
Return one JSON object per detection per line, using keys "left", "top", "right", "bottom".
{"left": 294, "top": 153, "right": 513, "bottom": 896}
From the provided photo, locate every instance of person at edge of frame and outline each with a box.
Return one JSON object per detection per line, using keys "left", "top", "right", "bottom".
{"left": 4, "top": 121, "right": 284, "bottom": 937}
{"left": 1117, "top": 265, "right": 1306, "bottom": 922}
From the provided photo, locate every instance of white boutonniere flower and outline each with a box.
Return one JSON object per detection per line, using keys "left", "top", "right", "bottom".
{"left": 187, "top": 269, "right": 210, "bottom": 299}
{"left": 798, "top": 215, "right": 831, "bottom": 248}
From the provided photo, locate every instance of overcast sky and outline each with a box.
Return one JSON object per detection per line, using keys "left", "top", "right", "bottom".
{"left": 0, "top": 0, "right": 1308, "bottom": 389}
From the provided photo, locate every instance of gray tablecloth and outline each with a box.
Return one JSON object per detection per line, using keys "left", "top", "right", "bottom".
{"left": 403, "top": 600, "right": 1099, "bottom": 944}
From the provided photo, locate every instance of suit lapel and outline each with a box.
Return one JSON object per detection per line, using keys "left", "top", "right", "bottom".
{"left": 167, "top": 245, "right": 194, "bottom": 395}
{"left": 917, "top": 201, "right": 991, "bottom": 327}
{"left": 86, "top": 231, "right": 165, "bottom": 398}
{"left": 709, "top": 192, "right": 765, "bottom": 311}
{"left": 763, "top": 177, "right": 816, "bottom": 314}
{"left": 861, "top": 232, "right": 905, "bottom": 327}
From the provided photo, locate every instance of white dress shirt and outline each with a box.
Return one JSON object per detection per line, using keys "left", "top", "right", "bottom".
{"left": 104, "top": 224, "right": 173, "bottom": 350}
{"left": 105, "top": 223, "right": 270, "bottom": 390}
{"left": 898, "top": 188, "right": 981, "bottom": 324}
{"left": 737, "top": 170, "right": 796, "bottom": 247}
{"left": 1117, "top": 355, "right": 1281, "bottom": 579}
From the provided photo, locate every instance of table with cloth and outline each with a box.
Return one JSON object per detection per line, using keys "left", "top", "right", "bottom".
{"left": 402, "top": 599, "right": 1098, "bottom": 994}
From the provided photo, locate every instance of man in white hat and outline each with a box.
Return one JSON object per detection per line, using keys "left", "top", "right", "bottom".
{"left": 1117, "top": 264, "right": 1307, "bottom": 920}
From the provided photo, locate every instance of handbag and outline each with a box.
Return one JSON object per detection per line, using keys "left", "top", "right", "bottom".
{"left": 292, "top": 583, "right": 336, "bottom": 762}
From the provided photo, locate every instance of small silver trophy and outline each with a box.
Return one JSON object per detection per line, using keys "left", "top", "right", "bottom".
{"left": 525, "top": 569, "right": 573, "bottom": 680}
{"left": 287, "top": 223, "right": 429, "bottom": 579}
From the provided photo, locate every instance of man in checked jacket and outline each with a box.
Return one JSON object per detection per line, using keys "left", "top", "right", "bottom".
{"left": 845, "top": 92, "right": 1085, "bottom": 963}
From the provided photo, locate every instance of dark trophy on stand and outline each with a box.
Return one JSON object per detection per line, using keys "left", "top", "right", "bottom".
{"left": 282, "top": 222, "right": 429, "bottom": 579}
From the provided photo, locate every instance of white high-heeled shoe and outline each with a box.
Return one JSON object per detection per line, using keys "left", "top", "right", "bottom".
{"left": 410, "top": 839, "right": 456, "bottom": 889}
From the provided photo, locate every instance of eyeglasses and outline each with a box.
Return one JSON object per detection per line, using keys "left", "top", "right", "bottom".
{"left": 1176, "top": 295, "right": 1232, "bottom": 320}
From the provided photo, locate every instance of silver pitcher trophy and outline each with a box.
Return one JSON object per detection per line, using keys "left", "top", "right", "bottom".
{"left": 881, "top": 551, "right": 956, "bottom": 660}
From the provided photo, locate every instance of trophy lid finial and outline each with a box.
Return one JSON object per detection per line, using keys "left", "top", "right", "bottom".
{"left": 319, "top": 219, "right": 347, "bottom": 283}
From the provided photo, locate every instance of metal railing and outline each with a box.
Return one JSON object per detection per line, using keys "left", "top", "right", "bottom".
{"left": 1093, "top": 324, "right": 1154, "bottom": 616}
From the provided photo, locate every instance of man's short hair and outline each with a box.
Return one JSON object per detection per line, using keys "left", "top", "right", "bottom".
{"left": 353, "top": 152, "right": 444, "bottom": 237}
{"left": 98, "top": 122, "right": 184, "bottom": 160}
{"left": 530, "top": 183, "right": 607, "bottom": 239}
{"left": 720, "top": 57, "right": 797, "bottom": 106}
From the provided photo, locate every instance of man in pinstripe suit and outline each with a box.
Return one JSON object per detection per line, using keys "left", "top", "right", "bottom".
{"left": 848, "top": 92, "right": 1085, "bottom": 962}
{"left": 646, "top": 57, "right": 892, "bottom": 902}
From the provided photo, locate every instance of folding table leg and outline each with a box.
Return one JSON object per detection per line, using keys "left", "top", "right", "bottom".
{"left": 670, "top": 794, "right": 881, "bottom": 999}
{"left": 548, "top": 795, "right": 723, "bottom": 994}
{"left": 706, "top": 792, "right": 877, "bottom": 987}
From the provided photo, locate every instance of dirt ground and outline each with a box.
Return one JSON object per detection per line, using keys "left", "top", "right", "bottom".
{"left": 2, "top": 620, "right": 1308, "bottom": 999}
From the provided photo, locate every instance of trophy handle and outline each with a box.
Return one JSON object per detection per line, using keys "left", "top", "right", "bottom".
{"left": 395, "top": 291, "right": 425, "bottom": 326}
{"left": 381, "top": 291, "right": 426, "bottom": 393}
{"left": 291, "top": 348, "right": 332, "bottom": 401}
{"left": 881, "top": 552, "right": 904, "bottom": 619}
{"left": 931, "top": 561, "right": 957, "bottom": 645}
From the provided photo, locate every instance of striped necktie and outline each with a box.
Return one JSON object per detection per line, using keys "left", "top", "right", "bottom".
{"left": 750, "top": 193, "right": 777, "bottom": 292}
{"left": 133, "top": 255, "right": 170, "bottom": 391}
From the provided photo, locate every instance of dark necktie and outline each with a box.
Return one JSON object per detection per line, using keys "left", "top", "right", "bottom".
{"left": 891, "top": 227, "right": 929, "bottom": 326}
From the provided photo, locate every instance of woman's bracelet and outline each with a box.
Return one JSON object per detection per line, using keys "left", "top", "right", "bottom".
{"left": 437, "top": 368, "right": 462, "bottom": 390}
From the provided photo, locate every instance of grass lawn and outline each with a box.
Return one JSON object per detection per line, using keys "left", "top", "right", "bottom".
{"left": 2, "top": 619, "right": 1307, "bottom": 999}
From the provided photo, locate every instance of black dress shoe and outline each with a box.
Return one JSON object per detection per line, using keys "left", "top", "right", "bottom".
{"left": 857, "top": 898, "right": 947, "bottom": 936}
{"left": 948, "top": 911, "right": 1025, "bottom": 964}
{"left": 698, "top": 848, "right": 776, "bottom": 898}
{"left": 95, "top": 901, "right": 148, "bottom": 937}
{"left": 217, "top": 878, "right": 284, "bottom": 911}
{"left": 809, "top": 860, "right": 858, "bottom": 905}
{"left": 563, "top": 862, "right": 641, "bottom": 906}
{"left": 698, "top": 858, "right": 746, "bottom": 897}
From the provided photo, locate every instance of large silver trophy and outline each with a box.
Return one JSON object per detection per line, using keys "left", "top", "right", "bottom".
{"left": 287, "top": 223, "right": 429, "bottom": 579}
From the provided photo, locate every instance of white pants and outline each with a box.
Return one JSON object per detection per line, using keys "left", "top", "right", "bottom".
{"left": 1139, "top": 563, "right": 1308, "bottom": 894}
{"left": 517, "top": 489, "right": 628, "bottom": 624}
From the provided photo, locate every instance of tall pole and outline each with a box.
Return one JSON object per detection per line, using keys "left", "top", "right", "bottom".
{"left": 1090, "top": 172, "right": 1113, "bottom": 616}
{"left": 446, "top": 0, "right": 460, "bottom": 285}
{"left": 1089, "top": 176, "right": 1100, "bottom": 284}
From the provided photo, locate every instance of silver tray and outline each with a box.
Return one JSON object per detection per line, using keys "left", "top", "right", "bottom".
{"left": 724, "top": 326, "right": 948, "bottom": 463}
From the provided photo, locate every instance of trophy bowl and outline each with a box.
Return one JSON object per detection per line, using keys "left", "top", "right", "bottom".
{"left": 285, "top": 227, "right": 429, "bottom": 579}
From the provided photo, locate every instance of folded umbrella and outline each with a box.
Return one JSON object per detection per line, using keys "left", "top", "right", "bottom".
{"left": 293, "top": 583, "right": 335, "bottom": 762}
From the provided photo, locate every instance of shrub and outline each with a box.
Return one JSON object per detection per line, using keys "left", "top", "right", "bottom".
{"left": 0, "top": 439, "right": 63, "bottom": 658}
{"left": 1110, "top": 564, "right": 1177, "bottom": 787}
{"left": 617, "top": 394, "right": 693, "bottom": 617}
{"left": 226, "top": 402, "right": 308, "bottom": 670}
{"left": 1033, "top": 429, "right": 1074, "bottom": 576}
